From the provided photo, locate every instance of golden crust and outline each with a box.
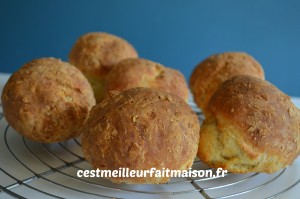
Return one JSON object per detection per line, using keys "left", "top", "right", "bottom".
{"left": 81, "top": 87, "right": 200, "bottom": 184}
{"left": 105, "top": 58, "right": 189, "bottom": 101}
{"left": 1, "top": 58, "right": 96, "bottom": 143}
{"left": 69, "top": 32, "right": 138, "bottom": 102}
{"left": 190, "top": 52, "right": 264, "bottom": 112}
{"left": 198, "top": 75, "right": 300, "bottom": 173}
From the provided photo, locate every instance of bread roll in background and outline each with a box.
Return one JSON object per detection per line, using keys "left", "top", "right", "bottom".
{"left": 69, "top": 32, "right": 138, "bottom": 102}
{"left": 190, "top": 52, "right": 264, "bottom": 113}
{"left": 81, "top": 87, "right": 200, "bottom": 184}
{"left": 105, "top": 58, "right": 189, "bottom": 101}
{"left": 198, "top": 75, "right": 300, "bottom": 173}
{"left": 1, "top": 58, "right": 96, "bottom": 143}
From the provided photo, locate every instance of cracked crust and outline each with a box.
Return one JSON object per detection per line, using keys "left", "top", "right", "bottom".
{"left": 69, "top": 32, "right": 138, "bottom": 102}
{"left": 198, "top": 75, "right": 300, "bottom": 173}
{"left": 104, "top": 58, "right": 189, "bottom": 101}
{"left": 190, "top": 52, "right": 264, "bottom": 113}
{"left": 1, "top": 58, "right": 96, "bottom": 143}
{"left": 81, "top": 87, "right": 200, "bottom": 184}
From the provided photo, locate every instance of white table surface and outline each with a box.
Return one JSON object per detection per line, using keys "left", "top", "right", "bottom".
{"left": 0, "top": 72, "right": 299, "bottom": 199}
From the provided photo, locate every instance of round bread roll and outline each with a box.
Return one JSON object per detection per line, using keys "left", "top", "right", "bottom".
{"left": 69, "top": 32, "right": 138, "bottom": 102}
{"left": 81, "top": 87, "right": 200, "bottom": 184}
{"left": 190, "top": 52, "right": 264, "bottom": 112}
{"left": 1, "top": 58, "right": 96, "bottom": 143}
{"left": 198, "top": 75, "right": 300, "bottom": 173}
{"left": 104, "top": 58, "right": 189, "bottom": 101}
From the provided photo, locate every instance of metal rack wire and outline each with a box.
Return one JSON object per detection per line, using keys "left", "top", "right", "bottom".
{"left": 0, "top": 102, "right": 299, "bottom": 199}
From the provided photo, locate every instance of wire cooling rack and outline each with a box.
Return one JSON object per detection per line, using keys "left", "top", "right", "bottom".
{"left": 0, "top": 99, "right": 300, "bottom": 199}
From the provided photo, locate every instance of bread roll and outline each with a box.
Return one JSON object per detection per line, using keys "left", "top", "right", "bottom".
{"left": 81, "top": 87, "right": 200, "bottom": 184}
{"left": 1, "top": 58, "right": 96, "bottom": 143}
{"left": 69, "top": 32, "right": 138, "bottom": 102}
{"left": 198, "top": 75, "right": 300, "bottom": 173}
{"left": 105, "top": 58, "right": 189, "bottom": 101}
{"left": 190, "top": 52, "right": 264, "bottom": 112}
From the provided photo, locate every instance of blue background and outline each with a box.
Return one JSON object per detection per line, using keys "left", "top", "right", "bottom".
{"left": 1, "top": 0, "right": 299, "bottom": 96}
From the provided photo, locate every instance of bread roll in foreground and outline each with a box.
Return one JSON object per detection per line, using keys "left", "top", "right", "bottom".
{"left": 69, "top": 32, "right": 138, "bottom": 102}
{"left": 190, "top": 52, "right": 264, "bottom": 113}
{"left": 81, "top": 87, "right": 200, "bottom": 184}
{"left": 198, "top": 75, "right": 300, "bottom": 173}
{"left": 1, "top": 58, "right": 96, "bottom": 143}
{"left": 105, "top": 58, "right": 189, "bottom": 101}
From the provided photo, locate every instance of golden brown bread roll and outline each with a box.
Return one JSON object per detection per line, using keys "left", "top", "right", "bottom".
{"left": 198, "top": 75, "right": 300, "bottom": 173}
{"left": 69, "top": 32, "right": 138, "bottom": 102}
{"left": 81, "top": 87, "right": 200, "bottom": 184}
{"left": 190, "top": 52, "right": 264, "bottom": 113}
{"left": 1, "top": 58, "right": 96, "bottom": 143}
{"left": 104, "top": 58, "right": 189, "bottom": 101}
